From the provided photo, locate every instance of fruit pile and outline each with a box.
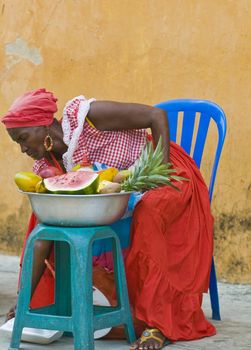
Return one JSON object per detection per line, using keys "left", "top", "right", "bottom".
{"left": 14, "top": 167, "right": 127, "bottom": 195}
{"left": 14, "top": 138, "right": 188, "bottom": 195}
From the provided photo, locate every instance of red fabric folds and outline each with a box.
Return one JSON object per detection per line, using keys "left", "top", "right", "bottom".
{"left": 1, "top": 88, "right": 57, "bottom": 128}
{"left": 19, "top": 142, "right": 216, "bottom": 341}
{"left": 125, "top": 142, "right": 215, "bottom": 340}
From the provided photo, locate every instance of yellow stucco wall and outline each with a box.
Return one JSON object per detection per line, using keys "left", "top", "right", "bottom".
{"left": 0, "top": 0, "right": 250, "bottom": 282}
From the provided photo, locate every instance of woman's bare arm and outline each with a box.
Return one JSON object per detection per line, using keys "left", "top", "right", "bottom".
{"left": 88, "top": 101, "right": 170, "bottom": 163}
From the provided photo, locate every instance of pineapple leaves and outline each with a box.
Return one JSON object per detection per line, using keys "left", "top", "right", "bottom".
{"left": 121, "top": 137, "right": 189, "bottom": 192}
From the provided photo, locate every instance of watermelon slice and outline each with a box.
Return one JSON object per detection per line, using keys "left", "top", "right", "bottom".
{"left": 44, "top": 171, "right": 99, "bottom": 194}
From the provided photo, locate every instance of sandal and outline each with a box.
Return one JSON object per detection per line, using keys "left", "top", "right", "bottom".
{"left": 130, "top": 328, "right": 171, "bottom": 349}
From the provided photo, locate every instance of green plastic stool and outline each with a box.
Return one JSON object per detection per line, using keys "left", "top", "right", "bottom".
{"left": 9, "top": 224, "right": 136, "bottom": 350}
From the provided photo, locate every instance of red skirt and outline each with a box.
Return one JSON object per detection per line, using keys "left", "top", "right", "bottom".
{"left": 20, "top": 142, "right": 216, "bottom": 341}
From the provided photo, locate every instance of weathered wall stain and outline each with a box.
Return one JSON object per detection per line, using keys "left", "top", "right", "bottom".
{"left": 0, "top": 198, "right": 30, "bottom": 255}
{"left": 5, "top": 38, "right": 43, "bottom": 66}
{"left": 214, "top": 211, "right": 251, "bottom": 283}
{"left": 217, "top": 213, "right": 251, "bottom": 232}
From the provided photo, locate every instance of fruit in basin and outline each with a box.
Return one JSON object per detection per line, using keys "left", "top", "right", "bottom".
{"left": 97, "top": 167, "right": 119, "bottom": 182}
{"left": 14, "top": 172, "right": 42, "bottom": 192}
{"left": 38, "top": 166, "right": 63, "bottom": 178}
{"left": 72, "top": 164, "right": 94, "bottom": 172}
{"left": 35, "top": 180, "right": 47, "bottom": 193}
{"left": 44, "top": 171, "right": 99, "bottom": 194}
{"left": 113, "top": 169, "right": 131, "bottom": 183}
{"left": 98, "top": 180, "right": 121, "bottom": 194}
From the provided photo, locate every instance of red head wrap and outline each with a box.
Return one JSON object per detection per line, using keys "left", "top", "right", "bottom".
{"left": 1, "top": 88, "right": 58, "bottom": 128}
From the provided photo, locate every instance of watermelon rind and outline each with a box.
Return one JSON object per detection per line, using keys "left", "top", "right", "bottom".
{"left": 44, "top": 172, "right": 99, "bottom": 195}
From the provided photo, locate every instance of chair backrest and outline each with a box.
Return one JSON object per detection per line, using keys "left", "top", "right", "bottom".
{"left": 154, "top": 99, "right": 227, "bottom": 202}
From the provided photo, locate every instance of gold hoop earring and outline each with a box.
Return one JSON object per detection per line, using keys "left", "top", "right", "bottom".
{"left": 43, "top": 135, "right": 53, "bottom": 152}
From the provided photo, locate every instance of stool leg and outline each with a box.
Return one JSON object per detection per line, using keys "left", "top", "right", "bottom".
{"left": 9, "top": 238, "right": 35, "bottom": 350}
{"left": 8, "top": 311, "right": 24, "bottom": 350}
{"left": 55, "top": 241, "right": 72, "bottom": 316}
{"left": 112, "top": 236, "right": 136, "bottom": 344}
{"left": 70, "top": 242, "right": 94, "bottom": 350}
{"left": 54, "top": 241, "right": 73, "bottom": 337}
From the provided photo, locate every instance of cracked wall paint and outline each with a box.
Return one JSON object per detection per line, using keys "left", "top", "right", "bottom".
{"left": 5, "top": 38, "right": 43, "bottom": 66}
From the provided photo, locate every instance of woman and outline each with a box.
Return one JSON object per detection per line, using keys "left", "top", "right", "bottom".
{"left": 1, "top": 88, "right": 216, "bottom": 350}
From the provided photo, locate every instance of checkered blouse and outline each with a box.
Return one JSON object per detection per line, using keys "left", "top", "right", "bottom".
{"left": 33, "top": 96, "right": 148, "bottom": 174}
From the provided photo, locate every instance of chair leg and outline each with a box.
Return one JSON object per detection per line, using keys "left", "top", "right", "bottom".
{"left": 209, "top": 257, "right": 221, "bottom": 320}
{"left": 112, "top": 235, "right": 136, "bottom": 344}
{"left": 70, "top": 241, "right": 94, "bottom": 350}
{"left": 9, "top": 238, "right": 35, "bottom": 350}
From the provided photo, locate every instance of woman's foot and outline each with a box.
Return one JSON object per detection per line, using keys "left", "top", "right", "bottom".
{"left": 130, "top": 328, "right": 170, "bottom": 350}
{"left": 5, "top": 305, "right": 16, "bottom": 322}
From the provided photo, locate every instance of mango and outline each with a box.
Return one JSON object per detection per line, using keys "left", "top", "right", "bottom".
{"left": 14, "top": 172, "right": 42, "bottom": 192}
{"left": 98, "top": 167, "right": 119, "bottom": 182}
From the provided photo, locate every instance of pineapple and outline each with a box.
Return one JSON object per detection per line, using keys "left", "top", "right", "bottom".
{"left": 121, "top": 137, "right": 188, "bottom": 192}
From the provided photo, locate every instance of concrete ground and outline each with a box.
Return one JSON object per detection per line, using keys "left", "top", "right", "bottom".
{"left": 0, "top": 254, "right": 250, "bottom": 350}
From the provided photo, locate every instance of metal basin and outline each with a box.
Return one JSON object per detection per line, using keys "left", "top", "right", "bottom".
{"left": 20, "top": 191, "right": 132, "bottom": 227}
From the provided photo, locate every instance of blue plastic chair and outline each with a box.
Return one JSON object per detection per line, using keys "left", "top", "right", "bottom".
{"left": 155, "top": 99, "right": 227, "bottom": 320}
{"left": 93, "top": 99, "right": 226, "bottom": 320}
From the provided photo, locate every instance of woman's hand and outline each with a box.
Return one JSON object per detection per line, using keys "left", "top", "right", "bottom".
{"left": 88, "top": 101, "right": 170, "bottom": 163}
